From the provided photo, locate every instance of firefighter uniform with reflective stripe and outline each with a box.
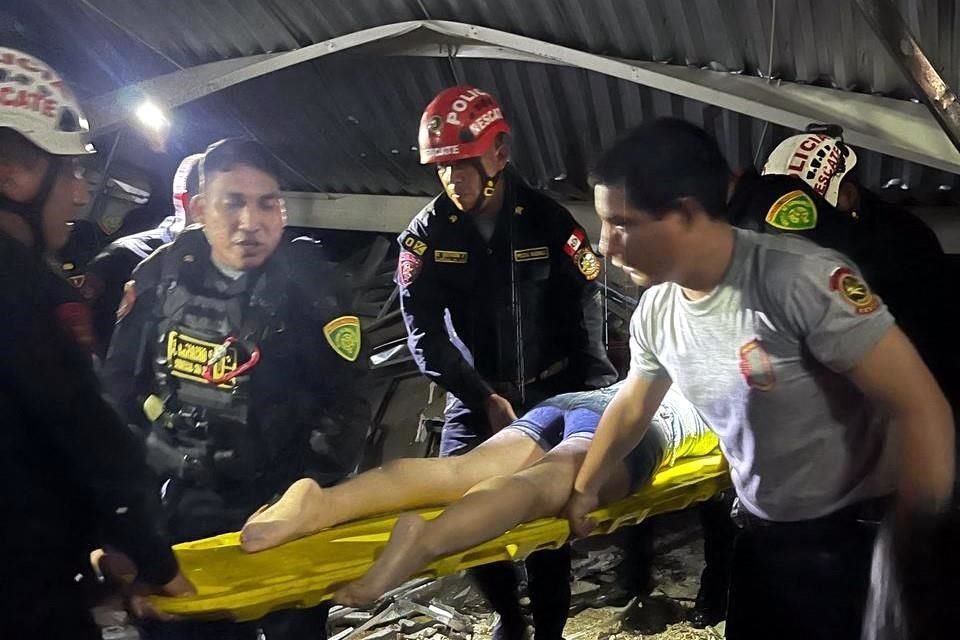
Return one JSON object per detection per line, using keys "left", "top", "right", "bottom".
{"left": 397, "top": 169, "right": 618, "bottom": 454}
{"left": 103, "top": 227, "right": 370, "bottom": 544}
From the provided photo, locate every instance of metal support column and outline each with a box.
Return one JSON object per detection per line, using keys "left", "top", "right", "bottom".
{"left": 855, "top": 0, "right": 960, "bottom": 154}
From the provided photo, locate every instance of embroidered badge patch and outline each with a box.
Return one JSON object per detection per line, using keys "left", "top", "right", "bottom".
{"left": 98, "top": 211, "right": 125, "bottom": 236}
{"left": 829, "top": 267, "right": 879, "bottom": 314}
{"left": 739, "top": 339, "right": 776, "bottom": 391}
{"left": 323, "top": 315, "right": 362, "bottom": 362}
{"left": 166, "top": 330, "right": 239, "bottom": 387}
{"left": 513, "top": 246, "right": 549, "bottom": 262}
{"left": 435, "top": 250, "right": 468, "bottom": 264}
{"left": 576, "top": 248, "right": 601, "bottom": 280}
{"left": 399, "top": 230, "right": 428, "bottom": 256}
{"left": 764, "top": 190, "right": 818, "bottom": 231}
{"left": 396, "top": 251, "right": 423, "bottom": 287}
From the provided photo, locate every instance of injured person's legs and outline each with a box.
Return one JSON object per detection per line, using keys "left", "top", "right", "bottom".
{"left": 241, "top": 428, "right": 544, "bottom": 552}
{"left": 335, "top": 437, "right": 635, "bottom": 606}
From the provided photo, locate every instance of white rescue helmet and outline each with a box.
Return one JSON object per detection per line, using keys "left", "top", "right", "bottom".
{"left": 0, "top": 46, "right": 95, "bottom": 156}
{"left": 763, "top": 131, "right": 857, "bottom": 207}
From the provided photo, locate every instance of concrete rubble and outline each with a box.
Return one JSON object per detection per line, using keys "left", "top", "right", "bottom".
{"left": 326, "top": 511, "right": 726, "bottom": 640}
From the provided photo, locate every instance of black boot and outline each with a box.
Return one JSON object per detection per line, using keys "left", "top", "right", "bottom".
{"left": 525, "top": 546, "right": 572, "bottom": 640}
{"left": 469, "top": 562, "right": 528, "bottom": 640}
{"left": 687, "top": 492, "right": 736, "bottom": 629}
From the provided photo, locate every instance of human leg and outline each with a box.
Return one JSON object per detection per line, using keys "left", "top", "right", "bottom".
{"left": 241, "top": 428, "right": 542, "bottom": 552}
{"left": 335, "top": 437, "right": 634, "bottom": 607}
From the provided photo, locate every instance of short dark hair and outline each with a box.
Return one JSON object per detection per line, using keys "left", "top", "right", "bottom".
{"left": 200, "top": 138, "right": 278, "bottom": 191}
{"left": 590, "top": 118, "right": 731, "bottom": 220}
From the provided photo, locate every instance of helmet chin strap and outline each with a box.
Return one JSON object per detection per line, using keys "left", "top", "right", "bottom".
{"left": 0, "top": 156, "right": 61, "bottom": 254}
{"left": 461, "top": 158, "right": 503, "bottom": 214}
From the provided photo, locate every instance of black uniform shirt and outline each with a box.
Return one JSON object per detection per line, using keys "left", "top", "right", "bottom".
{"left": 0, "top": 231, "right": 178, "bottom": 599}
{"left": 397, "top": 170, "right": 617, "bottom": 409}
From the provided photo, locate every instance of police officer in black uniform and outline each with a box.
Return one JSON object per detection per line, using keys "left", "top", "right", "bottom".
{"left": 102, "top": 138, "right": 370, "bottom": 640}
{"left": 398, "top": 86, "right": 617, "bottom": 640}
{"left": 82, "top": 153, "right": 202, "bottom": 357}
{"left": 0, "top": 47, "right": 191, "bottom": 638}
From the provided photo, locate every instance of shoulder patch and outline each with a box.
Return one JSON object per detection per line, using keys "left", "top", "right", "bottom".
{"left": 396, "top": 251, "right": 423, "bottom": 287}
{"left": 56, "top": 302, "right": 95, "bottom": 352}
{"left": 765, "top": 190, "right": 818, "bottom": 231}
{"left": 829, "top": 267, "right": 880, "bottom": 314}
{"left": 563, "top": 228, "right": 587, "bottom": 256}
{"left": 323, "top": 315, "right": 362, "bottom": 362}
{"left": 575, "top": 248, "right": 601, "bottom": 280}
{"left": 398, "top": 230, "right": 428, "bottom": 256}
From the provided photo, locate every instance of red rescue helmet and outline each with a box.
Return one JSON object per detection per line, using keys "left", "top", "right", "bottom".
{"left": 418, "top": 86, "right": 511, "bottom": 165}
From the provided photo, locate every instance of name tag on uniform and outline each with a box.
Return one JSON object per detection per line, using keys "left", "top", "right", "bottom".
{"left": 435, "top": 250, "right": 468, "bottom": 264}
{"left": 513, "top": 246, "right": 549, "bottom": 262}
{"left": 166, "top": 330, "right": 238, "bottom": 388}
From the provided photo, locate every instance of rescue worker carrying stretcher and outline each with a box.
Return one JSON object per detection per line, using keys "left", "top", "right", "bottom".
{"left": 396, "top": 85, "right": 618, "bottom": 640}
{"left": 102, "top": 138, "right": 370, "bottom": 640}
{"left": 0, "top": 46, "right": 192, "bottom": 638}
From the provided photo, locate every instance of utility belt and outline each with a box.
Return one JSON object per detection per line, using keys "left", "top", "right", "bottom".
{"left": 732, "top": 495, "right": 891, "bottom": 533}
{"left": 143, "top": 394, "right": 260, "bottom": 490}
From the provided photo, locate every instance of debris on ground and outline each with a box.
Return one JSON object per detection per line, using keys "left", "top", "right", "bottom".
{"left": 326, "top": 510, "right": 726, "bottom": 640}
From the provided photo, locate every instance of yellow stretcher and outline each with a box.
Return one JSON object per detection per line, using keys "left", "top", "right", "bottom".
{"left": 153, "top": 453, "right": 729, "bottom": 622}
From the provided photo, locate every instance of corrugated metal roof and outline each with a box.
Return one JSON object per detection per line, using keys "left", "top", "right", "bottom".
{"left": 8, "top": 0, "right": 960, "bottom": 201}
{"left": 29, "top": 0, "right": 960, "bottom": 96}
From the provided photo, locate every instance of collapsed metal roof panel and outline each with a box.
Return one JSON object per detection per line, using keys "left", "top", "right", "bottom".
{"left": 7, "top": 0, "right": 960, "bottom": 201}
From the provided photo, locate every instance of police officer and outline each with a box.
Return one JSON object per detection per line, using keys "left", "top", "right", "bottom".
{"left": 0, "top": 47, "right": 191, "bottom": 638}
{"left": 83, "top": 153, "right": 202, "bottom": 356}
{"left": 398, "top": 86, "right": 618, "bottom": 640}
{"left": 102, "top": 138, "right": 370, "bottom": 640}
{"left": 755, "top": 128, "right": 959, "bottom": 415}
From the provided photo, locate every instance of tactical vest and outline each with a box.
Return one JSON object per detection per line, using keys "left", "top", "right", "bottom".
{"left": 147, "top": 234, "right": 284, "bottom": 487}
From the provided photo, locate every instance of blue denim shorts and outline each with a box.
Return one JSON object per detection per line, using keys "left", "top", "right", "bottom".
{"left": 505, "top": 383, "right": 667, "bottom": 490}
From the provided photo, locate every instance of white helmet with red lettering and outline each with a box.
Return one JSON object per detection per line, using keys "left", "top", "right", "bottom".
{"left": 762, "top": 126, "right": 857, "bottom": 206}
{"left": 0, "top": 46, "right": 94, "bottom": 156}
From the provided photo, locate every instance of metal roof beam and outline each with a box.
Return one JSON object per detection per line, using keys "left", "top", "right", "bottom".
{"left": 283, "top": 191, "right": 960, "bottom": 253}
{"left": 87, "top": 21, "right": 425, "bottom": 133}
{"left": 854, "top": 0, "right": 960, "bottom": 154}
{"left": 87, "top": 20, "right": 960, "bottom": 174}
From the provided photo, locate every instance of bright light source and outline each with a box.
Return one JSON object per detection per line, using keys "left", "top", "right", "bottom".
{"left": 135, "top": 100, "right": 169, "bottom": 132}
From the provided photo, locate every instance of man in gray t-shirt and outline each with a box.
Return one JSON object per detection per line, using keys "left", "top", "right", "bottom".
{"left": 629, "top": 227, "right": 896, "bottom": 521}
{"left": 566, "top": 120, "right": 954, "bottom": 640}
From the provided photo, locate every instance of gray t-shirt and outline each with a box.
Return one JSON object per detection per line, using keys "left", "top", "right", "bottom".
{"left": 629, "top": 228, "right": 897, "bottom": 521}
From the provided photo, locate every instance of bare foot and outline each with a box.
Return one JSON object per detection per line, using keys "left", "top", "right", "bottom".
{"left": 240, "top": 478, "right": 330, "bottom": 552}
{"left": 334, "top": 513, "right": 434, "bottom": 606}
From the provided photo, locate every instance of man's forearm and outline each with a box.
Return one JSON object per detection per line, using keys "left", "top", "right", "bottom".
{"left": 574, "top": 376, "right": 669, "bottom": 495}
{"left": 895, "top": 399, "right": 955, "bottom": 514}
